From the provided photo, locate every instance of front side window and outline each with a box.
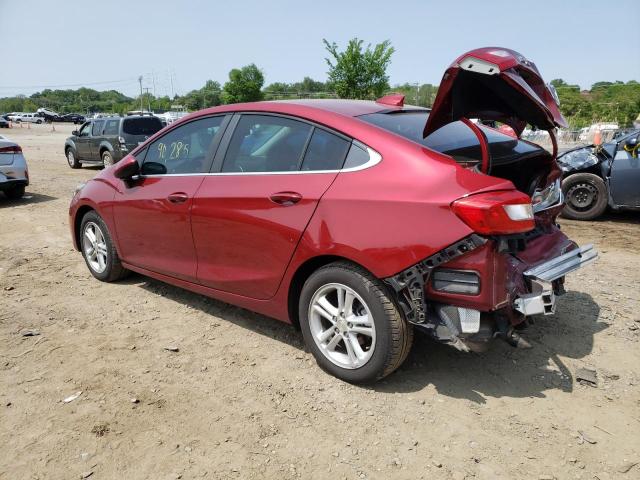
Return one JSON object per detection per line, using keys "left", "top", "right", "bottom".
{"left": 103, "top": 119, "right": 120, "bottom": 135}
{"left": 142, "top": 116, "right": 225, "bottom": 175}
{"left": 91, "top": 120, "right": 104, "bottom": 136}
{"left": 222, "top": 115, "right": 311, "bottom": 173}
{"left": 79, "top": 122, "right": 92, "bottom": 137}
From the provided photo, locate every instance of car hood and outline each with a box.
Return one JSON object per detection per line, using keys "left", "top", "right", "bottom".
{"left": 424, "top": 47, "right": 567, "bottom": 137}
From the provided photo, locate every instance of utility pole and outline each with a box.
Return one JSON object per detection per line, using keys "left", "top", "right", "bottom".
{"left": 138, "top": 76, "right": 143, "bottom": 112}
{"left": 144, "top": 88, "right": 152, "bottom": 113}
{"left": 415, "top": 82, "right": 420, "bottom": 106}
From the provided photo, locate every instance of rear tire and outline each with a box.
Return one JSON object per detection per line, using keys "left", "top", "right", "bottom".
{"left": 299, "top": 261, "right": 413, "bottom": 383}
{"left": 4, "top": 185, "right": 25, "bottom": 200}
{"left": 561, "top": 173, "right": 608, "bottom": 220}
{"left": 66, "top": 148, "right": 80, "bottom": 169}
{"left": 80, "top": 211, "right": 129, "bottom": 282}
{"left": 102, "top": 151, "right": 114, "bottom": 167}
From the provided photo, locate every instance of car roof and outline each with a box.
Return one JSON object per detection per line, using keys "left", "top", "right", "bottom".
{"left": 266, "top": 99, "right": 427, "bottom": 117}
{"left": 193, "top": 99, "right": 427, "bottom": 120}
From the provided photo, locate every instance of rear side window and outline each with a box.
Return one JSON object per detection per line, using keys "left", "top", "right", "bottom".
{"left": 142, "top": 116, "right": 224, "bottom": 175}
{"left": 122, "top": 117, "right": 163, "bottom": 136}
{"left": 91, "top": 120, "right": 104, "bottom": 136}
{"left": 222, "top": 115, "right": 311, "bottom": 173}
{"left": 103, "top": 119, "right": 119, "bottom": 136}
{"left": 343, "top": 142, "right": 371, "bottom": 169}
{"left": 300, "top": 129, "right": 350, "bottom": 171}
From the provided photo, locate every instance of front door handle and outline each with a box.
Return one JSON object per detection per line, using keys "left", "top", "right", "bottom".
{"left": 270, "top": 191, "right": 302, "bottom": 206}
{"left": 167, "top": 192, "right": 189, "bottom": 204}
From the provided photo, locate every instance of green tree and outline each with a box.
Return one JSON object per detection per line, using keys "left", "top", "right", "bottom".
{"left": 388, "top": 83, "right": 439, "bottom": 107}
{"left": 222, "top": 64, "right": 264, "bottom": 104}
{"left": 181, "top": 80, "right": 222, "bottom": 110}
{"left": 323, "top": 38, "right": 394, "bottom": 99}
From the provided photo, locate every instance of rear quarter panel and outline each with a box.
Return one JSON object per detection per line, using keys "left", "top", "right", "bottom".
{"left": 287, "top": 136, "right": 515, "bottom": 279}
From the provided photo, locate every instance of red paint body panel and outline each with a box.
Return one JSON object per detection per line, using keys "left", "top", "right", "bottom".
{"left": 424, "top": 47, "right": 568, "bottom": 137}
{"left": 191, "top": 172, "right": 339, "bottom": 299}
{"left": 112, "top": 176, "right": 204, "bottom": 282}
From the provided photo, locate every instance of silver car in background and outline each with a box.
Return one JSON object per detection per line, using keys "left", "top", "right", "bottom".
{"left": 0, "top": 134, "right": 29, "bottom": 199}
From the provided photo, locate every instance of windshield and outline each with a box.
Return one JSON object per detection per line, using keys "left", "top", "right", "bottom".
{"left": 122, "top": 117, "right": 163, "bottom": 136}
{"left": 359, "top": 111, "right": 545, "bottom": 166}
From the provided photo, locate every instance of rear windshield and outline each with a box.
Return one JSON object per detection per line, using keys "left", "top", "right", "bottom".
{"left": 359, "top": 111, "right": 544, "bottom": 166}
{"left": 122, "top": 117, "right": 163, "bottom": 136}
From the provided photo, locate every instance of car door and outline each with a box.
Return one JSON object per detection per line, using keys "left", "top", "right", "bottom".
{"left": 112, "top": 115, "right": 229, "bottom": 282}
{"left": 609, "top": 132, "right": 640, "bottom": 207}
{"left": 191, "top": 113, "right": 352, "bottom": 300}
{"left": 90, "top": 120, "right": 105, "bottom": 160}
{"left": 75, "top": 122, "right": 93, "bottom": 160}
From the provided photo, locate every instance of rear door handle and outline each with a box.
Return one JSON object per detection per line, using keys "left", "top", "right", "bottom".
{"left": 167, "top": 192, "right": 189, "bottom": 204}
{"left": 270, "top": 191, "right": 302, "bottom": 206}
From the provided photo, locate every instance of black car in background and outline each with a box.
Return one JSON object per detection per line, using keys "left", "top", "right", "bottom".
{"left": 61, "top": 113, "right": 86, "bottom": 124}
{"left": 64, "top": 115, "right": 164, "bottom": 168}
{"left": 558, "top": 129, "right": 640, "bottom": 220}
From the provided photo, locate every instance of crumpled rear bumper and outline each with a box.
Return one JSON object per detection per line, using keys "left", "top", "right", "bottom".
{"left": 425, "top": 226, "right": 597, "bottom": 321}
{"left": 513, "top": 244, "right": 598, "bottom": 316}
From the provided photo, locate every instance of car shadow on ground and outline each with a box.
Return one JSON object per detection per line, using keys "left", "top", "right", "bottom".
{"left": 598, "top": 210, "right": 640, "bottom": 225}
{"left": 130, "top": 275, "right": 602, "bottom": 402}
{"left": 0, "top": 192, "right": 57, "bottom": 208}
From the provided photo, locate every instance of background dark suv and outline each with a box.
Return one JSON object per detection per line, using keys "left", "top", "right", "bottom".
{"left": 64, "top": 115, "right": 164, "bottom": 168}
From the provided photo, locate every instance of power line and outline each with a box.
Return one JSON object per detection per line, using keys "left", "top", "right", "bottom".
{"left": 0, "top": 77, "right": 139, "bottom": 90}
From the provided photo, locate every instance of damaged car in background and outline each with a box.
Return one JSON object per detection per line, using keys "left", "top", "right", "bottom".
{"left": 69, "top": 47, "right": 597, "bottom": 383}
{"left": 558, "top": 129, "right": 640, "bottom": 220}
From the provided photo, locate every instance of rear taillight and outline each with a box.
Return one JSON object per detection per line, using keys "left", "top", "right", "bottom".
{"left": 0, "top": 145, "right": 22, "bottom": 153}
{"left": 451, "top": 190, "right": 534, "bottom": 235}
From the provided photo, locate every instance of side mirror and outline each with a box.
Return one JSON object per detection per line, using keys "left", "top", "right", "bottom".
{"left": 140, "top": 161, "right": 167, "bottom": 175}
{"left": 72, "top": 130, "right": 78, "bottom": 136}
{"left": 113, "top": 156, "right": 140, "bottom": 179}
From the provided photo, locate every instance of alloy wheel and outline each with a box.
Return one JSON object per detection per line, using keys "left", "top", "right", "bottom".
{"left": 308, "top": 283, "right": 376, "bottom": 369}
{"left": 67, "top": 150, "right": 75, "bottom": 167}
{"left": 82, "top": 222, "right": 108, "bottom": 273}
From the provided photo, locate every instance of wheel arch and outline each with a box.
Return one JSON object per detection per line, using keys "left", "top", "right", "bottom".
{"left": 74, "top": 205, "right": 95, "bottom": 250}
{"left": 287, "top": 254, "right": 378, "bottom": 329}
{"left": 99, "top": 142, "right": 114, "bottom": 157}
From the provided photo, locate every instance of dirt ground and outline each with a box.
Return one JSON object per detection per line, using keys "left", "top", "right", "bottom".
{"left": 1, "top": 123, "right": 639, "bottom": 480}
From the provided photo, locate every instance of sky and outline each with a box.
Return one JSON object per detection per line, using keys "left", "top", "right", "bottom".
{"left": 1, "top": 0, "right": 639, "bottom": 98}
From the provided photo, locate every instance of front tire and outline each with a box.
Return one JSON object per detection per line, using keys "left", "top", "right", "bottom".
{"left": 66, "top": 148, "right": 80, "bottom": 169}
{"left": 561, "top": 173, "right": 608, "bottom": 220}
{"left": 4, "top": 185, "right": 25, "bottom": 199}
{"left": 299, "top": 262, "right": 413, "bottom": 383}
{"left": 80, "top": 211, "right": 129, "bottom": 282}
{"left": 102, "top": 151, "right": 114, "bottom": 167}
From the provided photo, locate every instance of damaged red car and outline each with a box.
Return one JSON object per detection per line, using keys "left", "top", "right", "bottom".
{"left": 69, "top": 47, "right": 597, "bottom": 383}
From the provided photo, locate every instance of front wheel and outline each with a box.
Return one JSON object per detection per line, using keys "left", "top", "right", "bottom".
{"left": 299, "top": 262, "right": 413, "bottom": 383}
{"left": 3, "top": 185, "right": 25, "bottom": 199}
{"left": 80, "top": 211, "right": 129, "bottom": 282}
{"left": 561, "top": 173, "right": 608, "bottom": 220}
{"left": 67, "top": 148, "right": 80, "bottom": 169}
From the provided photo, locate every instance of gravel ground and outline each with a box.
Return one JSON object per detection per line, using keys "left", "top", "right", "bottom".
{"left": 1, "top": 123, "right": 639, "bottom": 480}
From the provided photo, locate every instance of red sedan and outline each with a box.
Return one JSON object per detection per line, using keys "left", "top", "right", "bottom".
{"left": 69, "top": 48, "right": 597, "bottom": 383}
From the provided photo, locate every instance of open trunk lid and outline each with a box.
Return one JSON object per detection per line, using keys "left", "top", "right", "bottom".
{"left": 424, "top": 47, "right": 567, "bottom": 138}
